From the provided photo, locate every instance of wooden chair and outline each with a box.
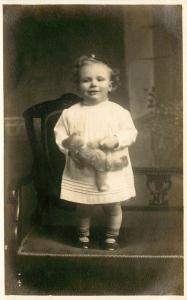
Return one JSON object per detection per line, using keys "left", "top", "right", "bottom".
{"left": 6, "top": 93, "right": 183, "bottom": 295}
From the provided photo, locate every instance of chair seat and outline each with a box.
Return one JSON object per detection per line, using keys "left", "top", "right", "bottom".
{"left": 18, "top": 211, "right": 183, "bottom": 258}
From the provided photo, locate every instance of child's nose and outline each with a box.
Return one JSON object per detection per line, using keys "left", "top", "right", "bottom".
{"left": 90, "top": 79, "right": 97, "bottom": 87}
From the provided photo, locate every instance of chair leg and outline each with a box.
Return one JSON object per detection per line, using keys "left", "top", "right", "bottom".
{"left": 17, "top": 271, "right": 22, "bottom": 288}
{"left": 14, "top": 256, "right": 25, "bottom": 290}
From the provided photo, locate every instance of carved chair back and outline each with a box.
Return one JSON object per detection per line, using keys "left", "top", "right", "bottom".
{"left": 23, "top": 93, "right": 81, "bottom": 213}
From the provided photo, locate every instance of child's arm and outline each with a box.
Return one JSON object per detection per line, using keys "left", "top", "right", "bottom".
{"left": 99, "top": 109, "right": 137, "bottom": 150}
{"left": 54, "top": 109, "right": 69, "bottom": 155}
{"left": 116, "top": 109, "right": 138, "bottom": 148}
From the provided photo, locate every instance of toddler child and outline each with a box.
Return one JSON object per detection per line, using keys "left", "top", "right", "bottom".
{"left": 54, "top": 54, "right": 138, "bottom": 250}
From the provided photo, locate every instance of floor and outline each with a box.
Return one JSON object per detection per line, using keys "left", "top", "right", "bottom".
{"left": 5, "top": 210, "right": 183, "bottom": 295}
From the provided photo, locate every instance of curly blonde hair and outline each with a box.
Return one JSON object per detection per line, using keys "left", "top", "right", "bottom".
{"left": 73, "top": 54, "right": 120, "bottom": 91}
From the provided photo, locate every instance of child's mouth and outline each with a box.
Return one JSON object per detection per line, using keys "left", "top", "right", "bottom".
{"left": 88, "top": 91, "right": 100, "bottom": 95}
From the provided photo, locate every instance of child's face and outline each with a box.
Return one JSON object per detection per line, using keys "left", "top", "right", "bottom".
{"left": 79, "top": 63, "right": 112, "bottom": 104}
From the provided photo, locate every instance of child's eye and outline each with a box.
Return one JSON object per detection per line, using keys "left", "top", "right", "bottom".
{"left": 81, "top": 78, "right": 90, "bottom": 83}
{"left": 97, "top": 77, "right": 105, "bottom": 81}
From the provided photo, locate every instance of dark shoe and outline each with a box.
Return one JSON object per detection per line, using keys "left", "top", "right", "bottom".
{"left": 103, "top": 237, "right": 119, "bottom": 251}
{"left": 77, "top": 236, "right": 90, "bottom": 249}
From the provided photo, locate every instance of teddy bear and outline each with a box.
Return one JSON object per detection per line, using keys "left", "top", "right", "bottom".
{"left": 62, "top": 133, "right": 128, "bottom": 192}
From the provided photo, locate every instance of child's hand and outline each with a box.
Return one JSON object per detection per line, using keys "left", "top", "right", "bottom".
{"left": 99, "top": 136, "right": 119, "bottom": 150}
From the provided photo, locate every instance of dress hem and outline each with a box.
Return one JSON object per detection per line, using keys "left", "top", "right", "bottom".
{"left": 60, "top": 191, "right": 136, "bottom": 205}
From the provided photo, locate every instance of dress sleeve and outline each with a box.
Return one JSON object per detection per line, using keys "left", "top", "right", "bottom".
{"left": 115, "top": 108, "right": 138, "bottom": 149}
{"left": 54, "top": 109, "right": 69, "bottom": 155}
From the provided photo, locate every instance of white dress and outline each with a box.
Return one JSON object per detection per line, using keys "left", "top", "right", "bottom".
{"left": 54, "top": 99, "right": 138, "bottom": 204}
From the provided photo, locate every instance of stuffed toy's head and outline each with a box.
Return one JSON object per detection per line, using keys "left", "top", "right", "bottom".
{"left": 62, "top": 133, "right": 85, "bottom": 151}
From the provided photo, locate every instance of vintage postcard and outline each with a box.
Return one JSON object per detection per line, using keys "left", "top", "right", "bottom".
{"left": 1, "top": 0, "right": 186, "bottom": 299}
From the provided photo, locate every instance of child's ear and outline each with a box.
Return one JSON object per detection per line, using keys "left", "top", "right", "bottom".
{"left": 108, "top": 81, "right": 113, "bottom": 92}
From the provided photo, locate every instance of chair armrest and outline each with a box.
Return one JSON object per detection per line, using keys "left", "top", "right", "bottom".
{"left": 8, "top": 174, "right": 34, "bottom": 202}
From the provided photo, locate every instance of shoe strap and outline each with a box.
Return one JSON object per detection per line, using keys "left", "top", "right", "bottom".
{"left": 79, "top": 236, "right": 90, "bottom": 243}
{"left": 105, "top": 237, "right": 116, "bottom": 244}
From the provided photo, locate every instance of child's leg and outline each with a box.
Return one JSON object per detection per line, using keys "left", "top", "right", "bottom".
{"left": 102, "top": 202, "right": 122, "bottom": 237}
{"left": 102, "top": 202, "right": 122, "bottom": 250}
{"left": 77, "top": 203, "right": 93, "bottom": 237}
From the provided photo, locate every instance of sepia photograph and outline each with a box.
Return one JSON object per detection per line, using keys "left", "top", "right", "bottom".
{"left": 3, "top": 2, "right": 183, "bottom": 296}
